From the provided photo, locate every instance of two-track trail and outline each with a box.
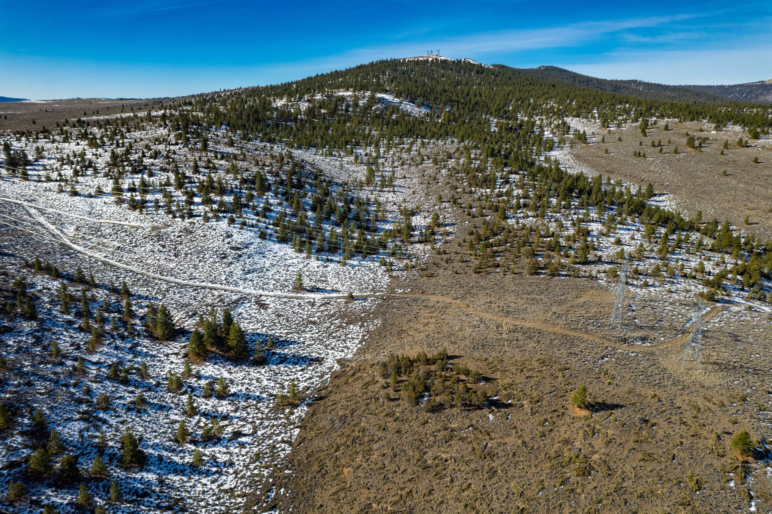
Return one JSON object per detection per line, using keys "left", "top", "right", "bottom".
{"left": 2, "top": 196, "right": 723, "bottom": 352}
{"left": 361, "top": 292, "right": 725, "bottom": 352}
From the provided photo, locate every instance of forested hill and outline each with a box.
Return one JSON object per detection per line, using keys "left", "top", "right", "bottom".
{"left": 205, "top": 58, "right": 771, "bottom": 138}
{"left": 512, "top": 65, "right": 733, "bottom": 105}
{"left": 683, "top": 81, "right": 772, "bottom": 104}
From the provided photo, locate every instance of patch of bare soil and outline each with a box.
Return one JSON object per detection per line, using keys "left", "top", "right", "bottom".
{"left": 569, "top": 121, "right": 772, "bottom": 238}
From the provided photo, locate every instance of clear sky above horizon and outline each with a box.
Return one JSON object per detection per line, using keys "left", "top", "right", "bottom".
{"left": 1, "top": 0, "right": 771, "bottom": 99}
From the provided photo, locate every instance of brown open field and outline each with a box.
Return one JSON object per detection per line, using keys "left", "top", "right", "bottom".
{"left": 251, "top": 173, "right": 772, "bottom": 512}
{"left": 567, "top": 121, "right": 772, "bottom": 239}
{"left": 0, "top": 98, "right": 166, "bottom": 132}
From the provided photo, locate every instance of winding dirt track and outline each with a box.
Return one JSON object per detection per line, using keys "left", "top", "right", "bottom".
{"left": 2, "top": 197, "right": 723, "bottom": 352}
{"left": 373, "top": 293, "right": 726, "bottom": 352}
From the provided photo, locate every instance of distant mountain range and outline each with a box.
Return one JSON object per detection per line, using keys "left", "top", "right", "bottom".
{"left": 410, "top": 62, "right": 772, "bottom": 105}
{"left": 512, "top": 66, "right": 772, "bottom": 105}
{"left": 682, "top": 80, "right": 772, "bottom": 104}
{"left": 2, "top": 62, "right": 771, "bottom": 106}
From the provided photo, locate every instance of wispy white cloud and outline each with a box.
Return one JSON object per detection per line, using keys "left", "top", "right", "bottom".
{"left": 333, "top": 13, "right": 704, "bottom": 61}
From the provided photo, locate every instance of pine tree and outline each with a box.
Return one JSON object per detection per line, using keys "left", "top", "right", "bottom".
{"left": 182, "top": 359, "right": 192, "bottom": 378}
{"left": 192, "top": 449, "right": 204, "bottom": 466}
{"left": 145, "top": 303, "right": 157, "bottom": 332}
{"left": 154, "top": 304, "right": 175, "bottom": 340}
{"left": 76, "top": 483, "right": 91, "bottom": 507}
{"left": 119, "top": 428, "right": 144, "bottom": 467}
{"left": 185, "top": 394, "right": 197, "bottom": 416}
{"left": 176, "top": 420, "right": 189, "bottom": 444}
{"left": 0, "top": 403, "right": 14, "bottom": 429}
{"left": 90, "top": 455, "right": 107, "bottom": 478}
{"left": 203, "top": 381, "right": 213, "bottom": 398}
{"left": 216, "top": 376, "right": 229, "bottom": 397}
{"left": 226, "top": 321, "right": 247, "bottom": 358}
{"left": 28, "top": 448, "right": 50, "bottom": 476}
{"left": 122, "top": 297, "right": 133, "bottom": 321}
{"left": 188, "top": 330, "right": 207, "bottom": 359}
{"left": 202, "top": 318, "right": 219, "bottom": 350}
{"left": 7, "top": 482, "right": 26, "bottom": 502}
{"left": 221, "top": 309, "right": 233, "bottom": 337}
{"left": 23, "top": 298, "right": 37, "bottom": 319}
{"left": 110, "top": 480, "right": 121, "bottom": 502}
{"left": 47, "top": 430, "right": 64, "bottom": 454}
{"left": 253, "top": 340, "right": 266, "bottom": 365}
{"left": 293, "top": 272, "right": 304, "bottom": 291}
{"left": 95, "top": 505, "right": 107, "bottom": 514}
{"left": 59, "top": 455, "right": 81, "bottom": 482}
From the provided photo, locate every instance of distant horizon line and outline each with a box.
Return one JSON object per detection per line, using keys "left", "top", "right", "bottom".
{"left": 2, "top": 57, "right": 770, "bottom": 102}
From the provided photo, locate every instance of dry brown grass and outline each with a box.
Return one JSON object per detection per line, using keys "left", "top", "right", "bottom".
{"left": 570, "top": 121, "right": 772, "bottom": 238}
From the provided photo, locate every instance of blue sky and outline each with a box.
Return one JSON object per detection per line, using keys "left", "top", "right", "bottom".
{"left": 1, "top": 0, "right": 770, "bottom": 99}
